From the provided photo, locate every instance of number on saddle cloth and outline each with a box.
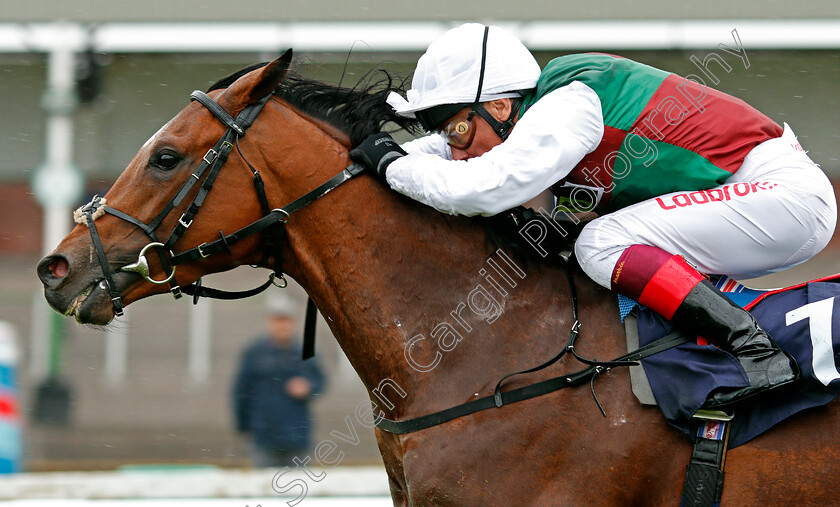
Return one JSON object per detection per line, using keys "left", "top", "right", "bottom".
{"left": 631, "top": 273, "right": 840, "bottom": 448}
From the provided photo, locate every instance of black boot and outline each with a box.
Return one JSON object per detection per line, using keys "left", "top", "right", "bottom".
{"left": 670, "top": 280, "right": 800, "bottom": 408}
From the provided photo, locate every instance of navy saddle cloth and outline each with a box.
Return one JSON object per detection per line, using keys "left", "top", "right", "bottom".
{"left": 631, "top": 275, "right": 840, "bottom": 448}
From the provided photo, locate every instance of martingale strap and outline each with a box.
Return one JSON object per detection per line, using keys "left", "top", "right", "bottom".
{"left": 302, "top": 297, "right": 318, "bottom": 360}
{"left": 374, "top": 330, "right": 688, "bottom": 434}
{"left": 490, "top": 253, "right": 637, "bottom": 413}
{"left": 374, "top": 252, "right": 690, "bottom": 435}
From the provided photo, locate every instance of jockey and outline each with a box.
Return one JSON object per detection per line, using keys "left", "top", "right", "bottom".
{"left": 350, "top": 23, "right": 837, "bottom": 408}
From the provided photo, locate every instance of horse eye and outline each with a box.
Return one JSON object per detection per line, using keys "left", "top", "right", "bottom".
{"left": 150, "top": 150, "right": 181, "bottom": 170}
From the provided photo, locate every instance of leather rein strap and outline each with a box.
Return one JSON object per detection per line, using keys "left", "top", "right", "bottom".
{"left": 169, "top": 162, "right": 364, "bottom": 265}
{"left": 374, "top": 255, "right": 689, "bottom": 435}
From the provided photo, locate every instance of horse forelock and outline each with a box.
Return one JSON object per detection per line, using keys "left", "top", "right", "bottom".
{"left": 207, "top": 60, "right": 422, "bottom": 146}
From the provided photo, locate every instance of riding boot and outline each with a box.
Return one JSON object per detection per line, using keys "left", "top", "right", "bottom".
{"left": 670, "top": 279, "right": 800, "bottom": 408}
{"left": 610, "top": 244, "right": 800, "bottom": 409}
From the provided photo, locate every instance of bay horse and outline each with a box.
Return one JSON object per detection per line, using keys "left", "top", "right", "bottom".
{"left": 37, "top": 51, "right": 839, "bottom": 505}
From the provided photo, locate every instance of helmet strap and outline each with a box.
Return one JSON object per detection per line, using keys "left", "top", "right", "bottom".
{"left": 471, "top": 25, "right": 522, "bottom": 142}
{"left": 472, "top": 97, "right": 522, "bottom": 142}
{"left": 473, "top": 25, "right": 490, "bottom": 104}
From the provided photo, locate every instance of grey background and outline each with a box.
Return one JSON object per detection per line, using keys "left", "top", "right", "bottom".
{"left": 1, "top": 1, "right": 839, "bottom": 472}
{"left": 3, "top": 0, "right": 840, "bottom": 22}
{"left": 2, "top": 49, "right": 839, "bottom": 186}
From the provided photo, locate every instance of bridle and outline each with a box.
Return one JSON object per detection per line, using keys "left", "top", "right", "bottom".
{"left": 76, "top": 88, "right": 364, "bottom": 329}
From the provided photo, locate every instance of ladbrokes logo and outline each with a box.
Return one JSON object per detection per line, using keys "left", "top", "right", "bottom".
{"left": 656, "top": 181, "right": 778, "bottom": 210}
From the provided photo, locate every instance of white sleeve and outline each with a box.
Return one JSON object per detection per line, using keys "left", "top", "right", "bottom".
{"left": 401, "top": 133, "right": 452, "bottom": 160}
{"left": 385, "top": 81, "right": 604, "bottom": 216}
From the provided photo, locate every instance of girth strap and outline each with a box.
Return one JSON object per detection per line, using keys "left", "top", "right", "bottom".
{"left": 682, "top": 412, "right": 732, "bottom": 507}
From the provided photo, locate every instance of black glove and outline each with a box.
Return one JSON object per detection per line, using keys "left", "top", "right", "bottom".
{"left": 488, "top": 206, "right": 582, "bottom": 260}
{"left": 350, "top": 133, "right": 407, "bottom": 182}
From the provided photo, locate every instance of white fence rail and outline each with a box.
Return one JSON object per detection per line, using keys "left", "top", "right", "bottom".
{"left": 0, "top": 466, "right": 390, "bottom": 501}
{"left": 3, "top": 20, "right": 840, "bottom": 54}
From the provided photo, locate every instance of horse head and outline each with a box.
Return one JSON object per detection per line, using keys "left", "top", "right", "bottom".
{"left": 36, "top": 50, "right": 407, "bottom": 325}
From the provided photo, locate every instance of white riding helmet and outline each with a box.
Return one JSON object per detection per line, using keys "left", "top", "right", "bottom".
{"left": 387, "top": 23, "right": 541, "bottom": 131}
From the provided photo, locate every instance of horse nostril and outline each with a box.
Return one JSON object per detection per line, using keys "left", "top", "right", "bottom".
{"left": 37, "top": 255, "right": 70, "bottom": 285}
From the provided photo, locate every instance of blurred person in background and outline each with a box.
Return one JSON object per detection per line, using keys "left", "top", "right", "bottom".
{"left": 232, "top": 293, "right": 325, "bottom": 467}
{"left": 350, "top": 23, "right": 837, "bottom": 409}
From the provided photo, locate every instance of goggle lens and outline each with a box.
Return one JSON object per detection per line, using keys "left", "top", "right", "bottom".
{"left": 440, "top": 111, "right": 477, "bottom": 149}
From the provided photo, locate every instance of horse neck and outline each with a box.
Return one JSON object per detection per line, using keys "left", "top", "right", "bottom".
{"left": 282, "top": 179, "right": 497, "bottom": 394}
{"left": 280, "top": 182, "right": 624, "bottom": 419}
{"left": 259, "top": 104, "right": 621, "bottom": 419}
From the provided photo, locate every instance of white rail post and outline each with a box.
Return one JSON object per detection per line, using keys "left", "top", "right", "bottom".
{"left": 30, "top": 23, "right": 86, "bottom": 384}
{"left": 103, "top": 312, "right": 129, "bottom": 386}
{"left": 188, "top": 299, "right": 213, "bottom": 385}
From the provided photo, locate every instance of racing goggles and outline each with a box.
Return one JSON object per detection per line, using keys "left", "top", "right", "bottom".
{"left": 439, "top": 109, "right": 478, "bottom": 150}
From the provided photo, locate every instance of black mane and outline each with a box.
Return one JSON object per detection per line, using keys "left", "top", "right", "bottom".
{"left": 208, "top": 62, "right": 421, "bottom": 146}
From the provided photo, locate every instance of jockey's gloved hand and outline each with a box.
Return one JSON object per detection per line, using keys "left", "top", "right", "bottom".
{"left": 350, "top": 133, "right": 407, "bottom": 182}
{"left": 488, "top": 206, "right": 583, "bottom": 260}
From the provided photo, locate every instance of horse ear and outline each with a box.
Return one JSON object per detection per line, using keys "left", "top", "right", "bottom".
{"left": 243, "top": 49, "right": 293, "bottom": 104}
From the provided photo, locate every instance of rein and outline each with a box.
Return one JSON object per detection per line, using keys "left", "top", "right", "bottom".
{"left": 76, "top": 90, "right": 362, "bottom": 352}
{"left": 374, "top": 254, "right": 689, "bottom": 435}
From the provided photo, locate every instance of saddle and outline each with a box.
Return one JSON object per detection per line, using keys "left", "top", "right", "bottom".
{"left": 624, "top": 273, "right": 840, "bottom": 448}
{"left": 487, "top": 207, "right": 840, "bottom": 447}
{"left": 488, "top": 208, "right": 840, "bottom": 503}
{"left": 489, "top": 207, "right": 840, "bottom": 443}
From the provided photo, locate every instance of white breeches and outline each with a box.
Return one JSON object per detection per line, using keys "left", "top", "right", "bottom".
{"left": 575, "top": 124, "right": 837, "bottom": 288}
